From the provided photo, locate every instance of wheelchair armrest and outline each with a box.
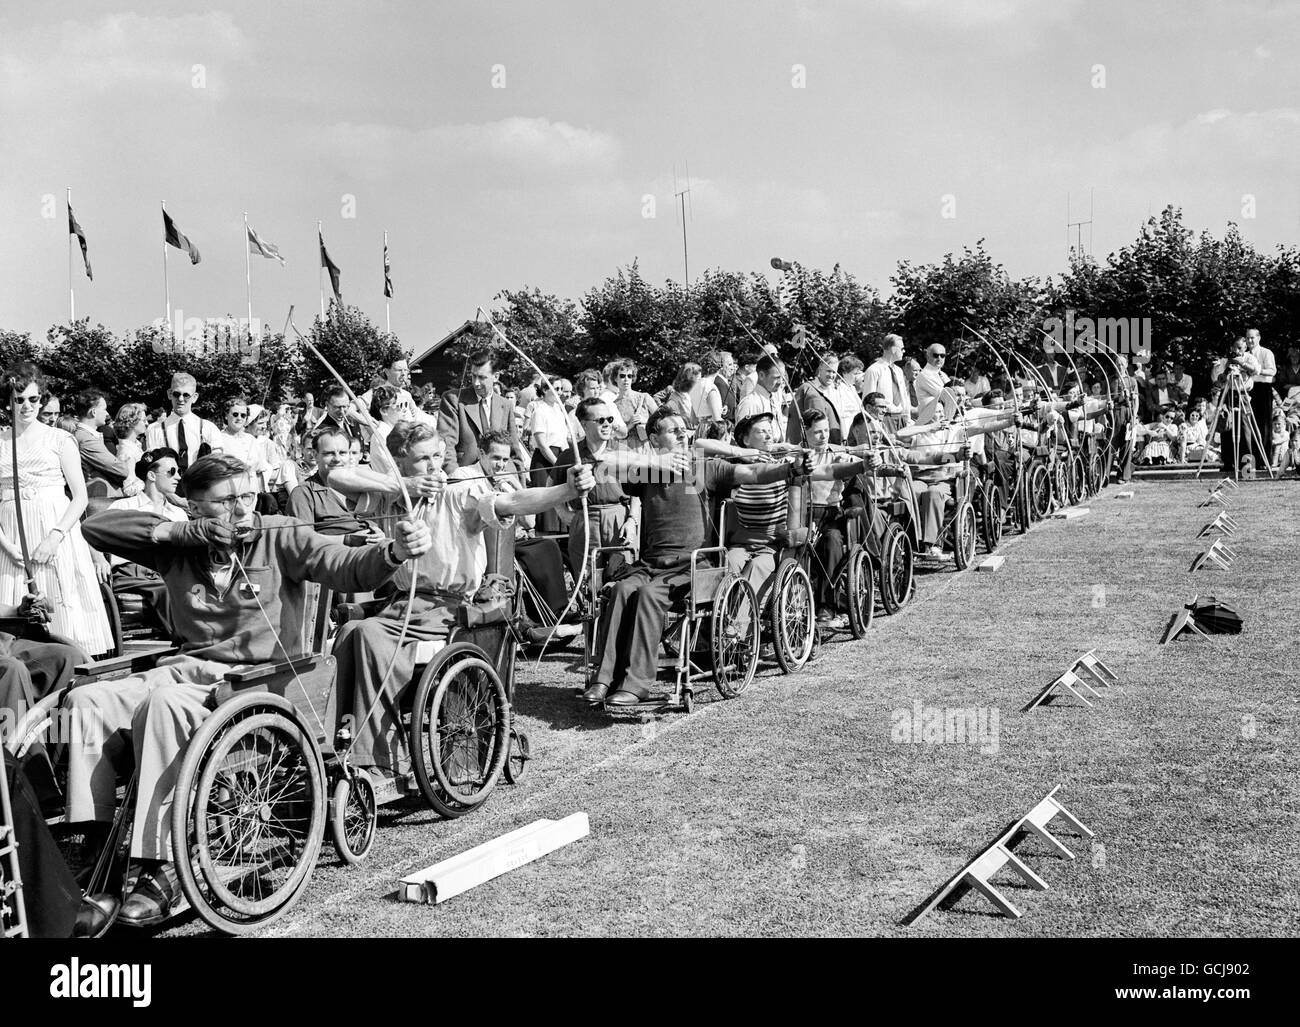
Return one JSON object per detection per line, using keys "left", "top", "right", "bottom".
{"left": 75, "top": 646, "right": 180, "bottom": 678}
{"left": 223, "top": 655, "right": 323, "bottom": 686}
{"left": 334, "top": 599, "right": 388, "bottom": 624}
{"left": 776, "top": 527, "right": 811, "bottom": 547}
{"left": 457, "top": 599, "right": 511, "bottom": 628}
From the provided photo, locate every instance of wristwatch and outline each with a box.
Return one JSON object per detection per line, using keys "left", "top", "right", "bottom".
{"left": 382, "top": 540, "right": 404, "bottom": 567}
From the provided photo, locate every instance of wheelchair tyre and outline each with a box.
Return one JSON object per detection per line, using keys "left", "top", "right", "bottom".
{"left": 411, "top": 649, "right": 510, "bottom": 819}
{"left": 503, "top": 728, "right": 530, "bottom": 785}
{"left": 952, "top": 501, "right": 977, "bottom": 570}
{"left": 981, "top": 483, "right": 1004, "bottom": 552}
{"left": 845, "top": 548, "right": 874, "bottom": 639}
{"left": 771, "top": 560, "right": 815, "bottom": 675}
{"left": 711, "top": 575, "right": 760, "bottom": 700}
{"left": 172, "top": 693, "right": 326, "bottom": 935}
{"left": 1028, "top": 463, "right": 1051, "bottom": 521}
{"left": 1069, "top": 453, "right": 1087, "bottom": 505}
{"left": 329, "top": 768, "right": 377, "bottom": 866}
{"left": 1053, "top": 459, "right": 1069, "bottom": 510}
{"left": 878, "top": 521, "right": 914, "bottom": 615}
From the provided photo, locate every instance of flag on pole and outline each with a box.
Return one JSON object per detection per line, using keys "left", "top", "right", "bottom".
{"left": 383, "top": 239, "right": 393, "bottom": 298}
{"left": 163, "top": 209, "right": 201, "bottom": 264}
{"left": 247, "top": 225, "right": 286, "bottom": 266}
{"left": 319, "top": 230, "right": 342, "bottom": 304}
{"left": 68, "top": 203, "right": 92, "bottom": 280}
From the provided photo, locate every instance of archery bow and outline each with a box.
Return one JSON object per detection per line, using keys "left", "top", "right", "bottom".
{"left": 475, "top": 306, "right": 588, "bottom": 664}
{"left": 8, "top": 388, "right": 41, "bottom": 610}
{"left": 287, "top": 313, "right": 421, "bottom": 746}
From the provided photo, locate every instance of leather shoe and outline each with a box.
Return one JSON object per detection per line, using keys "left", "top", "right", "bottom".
{"left": 580, "top": 682, "right": 609, "bottom": 703}
{"left": 605, "top": 684, "right": 650, "bottom": 706}
{"left": 74, "top": 893, "right": 121, "bottom": 938}
{"left": 119, "top": 862, "right": 180, "bottom": 927}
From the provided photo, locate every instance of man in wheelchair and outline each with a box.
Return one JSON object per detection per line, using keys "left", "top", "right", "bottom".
{"left": 67, "top": 454, "right": 432, "bottom": 926}
{"left": 723, "top": 410, "right": 882, "bottom": 629}
{"left": 581, "top": 407, "right": 811, "bottom": 706}
{"left": 325, "top": 422, "right": 594, "bottom": 782}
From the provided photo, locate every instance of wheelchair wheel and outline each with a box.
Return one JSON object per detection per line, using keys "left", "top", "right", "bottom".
{"left": 1053, "top": 459, "right": 1069, "bottom": 510}
{"left": 844, "top": 548, "right": 874, "bottom": 639}
{"left": 410, "top": 646, "right": 510, "bottom": 819}
{"left": 711, "top": 575, "right": 760, "bottom": 700}
{"left": 952, "top": 501, "right": 977, "bottom": 570}
{"left": 172, "top": 692, "right": 326, "bottom": 935}
{"left": 1028, "top": 463, "right": 1051, "bottom": 521}
{"left": 329, "top": 768, "right": 377, "bottom": 866}
{"left": 878, "top": 521, "right": 914, "bottom": 615}
{"left": 981, "top": 483, "right": 1004, "bottom": 552}
{"left": 1069, "top": 452, "right": 1087, "bottom": 505}
{"left": 503, "top": 728, "right": 530, "bottom": 785}
{"left": 771, "top": 560, "right": 815, "bottom": 675}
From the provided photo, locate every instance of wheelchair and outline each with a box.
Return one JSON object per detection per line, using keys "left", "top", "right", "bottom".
{"left": 585, "top": 542, "right": 761, "bottom": 715}
{"left": 719, "top": 480, "right": 818, "bottom": 675}
{"left": 5, "top": 526, "right": 527, "bottom": 936}
{"left": 896, "top": 443, "right": 981, "bottom": 572}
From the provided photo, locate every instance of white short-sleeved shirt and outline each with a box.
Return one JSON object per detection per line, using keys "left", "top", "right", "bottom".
{"left": 391, "top": 465, "right": 515, "bottom": 599}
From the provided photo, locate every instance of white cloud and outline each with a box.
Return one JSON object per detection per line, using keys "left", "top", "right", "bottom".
{"left": 0, "top": 13, "right": 248, "bottom": 98}
{"left": 1254, "top": 44, "right": 1273, "bottom": 59}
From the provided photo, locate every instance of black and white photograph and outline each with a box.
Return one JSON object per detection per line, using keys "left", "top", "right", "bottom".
{"left": 1, "top": 0, "right": 1294, "bottom": 1006}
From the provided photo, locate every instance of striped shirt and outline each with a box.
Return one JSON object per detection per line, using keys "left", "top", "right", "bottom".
{"left": 733, "top": 481, "right": 787, "bottom": 534}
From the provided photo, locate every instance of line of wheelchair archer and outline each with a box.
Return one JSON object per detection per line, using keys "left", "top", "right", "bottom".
{"left": 1, "top": 524, "right": 530, "bottom": 936}
{"left": 554, "top": 399, "right": 1114, "bottom": 718}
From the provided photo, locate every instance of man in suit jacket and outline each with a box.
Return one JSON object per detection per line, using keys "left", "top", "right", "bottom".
{"left": 143, "top": 371, "right": 222, "bottom": 471}
{"left": 705, "top": 349, "right": 739, "bottom": 423}
{"left": 1140, "top": 368, "right": 1187, "bottom": 422}
{"left": 438, "top": 349, "right": 528, "bottom": 473}
{"left": 71, "top": 389, "right": 140, "bottom": 501}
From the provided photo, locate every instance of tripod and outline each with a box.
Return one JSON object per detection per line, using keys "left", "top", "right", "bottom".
{"left": 1196, "top": 370, "right": 1275, "bottom": 480}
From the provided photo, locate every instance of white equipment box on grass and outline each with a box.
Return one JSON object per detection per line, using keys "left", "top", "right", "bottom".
{"left": 400, "top": 812, "right": 590, "bottom": 905}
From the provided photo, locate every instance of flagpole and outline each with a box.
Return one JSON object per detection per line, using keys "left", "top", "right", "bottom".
{"left": 162, "top": 200, "right": 171, "bottom": 333}
{"left": 384, "top": 230, "right": 391, "bottom": 335}
{"left": 317, "top": 220, "right": 325, "bottom": 320}
{"left": 244, "top": 212, "right": 254, "bottom": 343}
{"left": 67, "top": 187, "right": 75, "bottom": 323}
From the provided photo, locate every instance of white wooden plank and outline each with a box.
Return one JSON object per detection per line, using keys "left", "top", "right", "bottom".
{"left": 977, "top": 555, "right": 1005, "bottom": 572}
{"left": 400, "top": 812, "right": 590, "bottom": 905}
{"left": 1051, "top": 507, "right": 1090, "bottom": 520}
{"left": 1115, "top": 490, "right": 1134, "bottom": 499}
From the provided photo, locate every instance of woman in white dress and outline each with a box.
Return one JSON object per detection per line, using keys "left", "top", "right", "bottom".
{"left": 0, "top": 362, "right": 113, "bottom": 656}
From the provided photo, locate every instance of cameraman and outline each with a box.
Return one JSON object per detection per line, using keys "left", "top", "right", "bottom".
{"left": 1211, "top": 337, "right": 1260, "bottom": 474}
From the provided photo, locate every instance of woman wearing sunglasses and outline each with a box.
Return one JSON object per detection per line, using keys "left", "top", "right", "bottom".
{"left": 0, "top": 361, "right": 114, "bottom": 657}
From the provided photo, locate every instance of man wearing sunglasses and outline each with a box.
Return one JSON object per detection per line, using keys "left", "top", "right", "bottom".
{"left": 70, "top": 453, "right": 431, "bottom": 926}
{"left": 568, "top": 398, "right": 640, "bottom": 581}
{"left": 914, "top": 344, "right": 954, "bottom": 425}
{"left": 143, "top": 371, "right": 222, "bottom": 472}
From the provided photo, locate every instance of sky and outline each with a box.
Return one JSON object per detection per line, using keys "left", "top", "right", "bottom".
{"left": 2, "top": 1, "right": 1298, "bottom": 351}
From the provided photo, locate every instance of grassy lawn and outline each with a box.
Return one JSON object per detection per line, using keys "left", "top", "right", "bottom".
{"left": 164, "top": 480, "right": 1300, "bottom": 937}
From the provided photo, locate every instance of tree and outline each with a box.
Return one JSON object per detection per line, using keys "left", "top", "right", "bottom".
{"left": 890, "top": 242, "right": 1046, "bottom": 375}
{"left": 304, "top": 304, "right": 402, "bottom": 399}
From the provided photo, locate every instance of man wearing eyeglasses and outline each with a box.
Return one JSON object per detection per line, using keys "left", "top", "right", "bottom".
{"left": 143, "top": 372, "right": 222, "bottom": 471}
{"left": 70, "top": 453, "right": 431, "bottom": 926}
